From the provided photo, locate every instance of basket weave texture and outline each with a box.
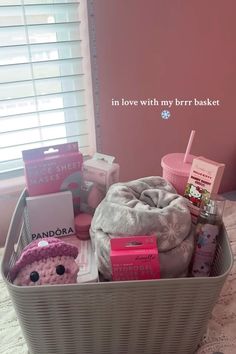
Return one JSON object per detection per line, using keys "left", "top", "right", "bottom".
{"left": 1, "top": 190, "right": 233, "bottom": 354}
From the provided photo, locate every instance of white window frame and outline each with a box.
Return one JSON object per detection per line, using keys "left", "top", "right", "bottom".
{"left": 0, "top": 0, "right": 98, "bottom": 181}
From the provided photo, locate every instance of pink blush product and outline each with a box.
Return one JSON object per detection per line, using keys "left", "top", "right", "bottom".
{"left": 75, "top": 213, "right": 92, "bottom": 240}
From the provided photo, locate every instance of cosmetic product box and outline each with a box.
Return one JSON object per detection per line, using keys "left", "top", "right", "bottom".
{"left": 77, "top": 240, "right": 98, "bottom": 283}
{"left": 110, "top": 236, "right": 160, "bottom": 281}
{"left": 26, "top": 191, "right": 75, "bottom": 241}
{"left": 184, "top": 156, "right": 225, "bottom": 223}
{"left": 79, "top": 180, "right": 105, "bottom": 215}
{"left": 2, "top": 189, "right": 233, "bottom": 354}
{"left": 22, "top": 142, "right": 83, "bottom": 211}
{"left": 81, "top": 153, "right": 119, "bottom": 213}
{"left": 83, "top": 153, "right": 119, "bottom": 190}
{"left": 62, "top": 235, "right": 98, "bottom": 283}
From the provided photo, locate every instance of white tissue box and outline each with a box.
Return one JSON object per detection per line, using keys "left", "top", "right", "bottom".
{"left": 26, "top": 191, "right": 75, "bottom": 241}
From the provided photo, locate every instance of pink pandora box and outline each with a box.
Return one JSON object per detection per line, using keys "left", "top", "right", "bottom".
{"left": 110, "top": 236, "right": 160, "bottom": 281}
{"left": 184, "top": 156, "right": 225, "bottom": 222}
{"left": 22, "top": 143, "right": 83, "bottom": 199}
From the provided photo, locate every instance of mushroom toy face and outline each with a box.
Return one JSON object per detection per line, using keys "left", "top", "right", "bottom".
{"left": 11, "top": 238, "right": 79, "bottom": 286}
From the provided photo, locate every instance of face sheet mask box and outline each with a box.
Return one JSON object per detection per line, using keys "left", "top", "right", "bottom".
{"left": 22, "top": 143, "right": 83, "bottom": 211}
{"left": 184, "top": 156, "right": 225, "bottom": 223}
{"left": 110, "top": 236, "right": 160, "bottom": 281}
{"left": 26, "top": 191, "right": 75, "bottom": 241}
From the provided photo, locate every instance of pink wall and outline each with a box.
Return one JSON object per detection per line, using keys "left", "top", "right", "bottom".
{"left": 93, "top": 0, "right": 236, "bottom": 192}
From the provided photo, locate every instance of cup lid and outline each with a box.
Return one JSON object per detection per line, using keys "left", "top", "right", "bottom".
{"left": 161, "top": 153, "right": 195, "bottom": 177}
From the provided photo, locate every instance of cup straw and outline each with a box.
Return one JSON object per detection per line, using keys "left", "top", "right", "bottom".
{"left": 184, "top": 130, "right": 195, "bottom": 163}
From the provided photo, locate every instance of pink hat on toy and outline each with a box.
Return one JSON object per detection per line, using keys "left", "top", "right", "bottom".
{"left": 11, "top": 237, "right": 79, "bottom": 286}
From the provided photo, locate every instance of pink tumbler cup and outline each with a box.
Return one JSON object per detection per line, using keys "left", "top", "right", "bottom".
{"left": 161, "top": 153, "right": 195, "bottom": 195}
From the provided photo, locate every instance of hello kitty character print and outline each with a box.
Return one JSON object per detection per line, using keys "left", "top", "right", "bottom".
{"left": 186, "top": 184, "right": 202, "bottom": 207}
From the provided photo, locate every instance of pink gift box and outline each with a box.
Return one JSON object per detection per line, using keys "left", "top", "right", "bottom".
{"left": 110, "top": 236, "right": 160, "bottom": 281}
{"left": 22, "top": 142, "right": 83, "bottom": 200}
{"left": 184, "top": 156, "right": 225, "bottom": 222}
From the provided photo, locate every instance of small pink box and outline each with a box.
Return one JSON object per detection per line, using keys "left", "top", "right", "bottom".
{"left": 184, "top": 156, "right": 225, "bottom": 222}
{"left": 22, "top": 143, "right": 83, "bottom": 200}
{"left": 110, "top": 236, "right": 160, "bottom": 281}
{"left": 83, "top": 153, "right": 119, "bottom": 191}
{"left": 81, "top": 153, "right": 119, "bottom": 214}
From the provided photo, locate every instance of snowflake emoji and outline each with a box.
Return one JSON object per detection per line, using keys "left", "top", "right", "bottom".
{"left": 161, "top": 110, "right": 171, "bottom": 120}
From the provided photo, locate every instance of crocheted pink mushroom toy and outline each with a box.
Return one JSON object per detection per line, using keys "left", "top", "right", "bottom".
{"left": 11, "top": 237, "right": 79, "bottom": 286}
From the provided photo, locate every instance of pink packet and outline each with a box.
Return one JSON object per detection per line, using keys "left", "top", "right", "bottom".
{"left": 184, "top": 156, "right": 225, "bottom": 223}
{"left": 110, "top": 236, "right": 160, "bottom": 281}
{"left": 22, "top": 143, "right": 83, "bottom": 211}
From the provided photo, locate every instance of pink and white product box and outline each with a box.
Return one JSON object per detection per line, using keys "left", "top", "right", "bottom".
{"left": 63, "top": 236, "right": 98, "bottom": 283}
{"left": 110, "top": 236, "right": 160, "bottom": 281}
{"left": 26, "top": 191, "right": 75, "bottom": 241}
{"left": 22, "top": 142, "right": 83, "bottom": 212}
{"left": 184, "top": 156, "right": 225, "bottom": 223}
{"left": 81, "top": 153, "right": 119, "bottom": 213}
{"left": 76, "top": 240, "right": 98, "bottom": 283}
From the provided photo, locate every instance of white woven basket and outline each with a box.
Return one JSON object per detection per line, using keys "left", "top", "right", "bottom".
{"left": 1, "top": 190, "right": 233, "bottom": 354}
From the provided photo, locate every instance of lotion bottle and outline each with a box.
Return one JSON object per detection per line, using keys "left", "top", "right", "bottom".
{"left": 191, "top": 195, "right": 225, "bottom": 277}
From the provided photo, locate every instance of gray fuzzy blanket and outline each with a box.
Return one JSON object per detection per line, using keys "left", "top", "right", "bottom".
{"left": 90, "top": 176, "right": 194, "bottom": 279}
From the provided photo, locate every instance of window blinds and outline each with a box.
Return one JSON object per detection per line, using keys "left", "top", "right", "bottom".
{"left": 0, "top": 0, "right": 92, "bottom": 174}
